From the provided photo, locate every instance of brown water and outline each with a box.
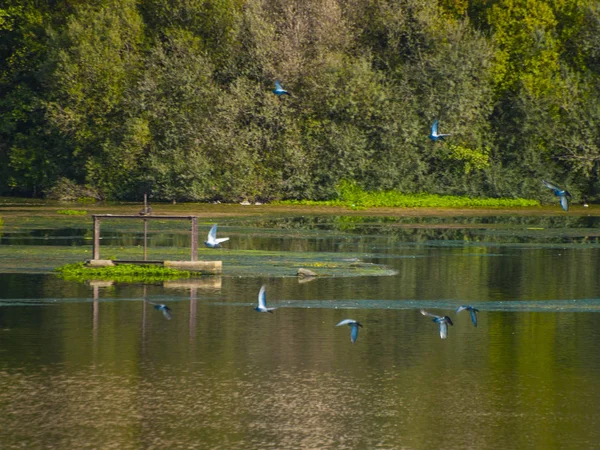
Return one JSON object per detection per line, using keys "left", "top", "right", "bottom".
{"left": 1, "top": 204, "right": 600, "bottom": 449}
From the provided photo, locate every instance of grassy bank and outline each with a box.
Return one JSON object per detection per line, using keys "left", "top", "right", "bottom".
{"left": 278, "top": 181, "right": 540, "bottom": 209}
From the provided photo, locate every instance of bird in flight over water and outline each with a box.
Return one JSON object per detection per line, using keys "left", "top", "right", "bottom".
{"left": 336, "top": 319, "right": 363, "bottom": 343}
{"left": 255, "top": 285, "right": 277, "bottom": 313}
{"left": 273, "top": 80, "right": 291, "bottom": 97}
{"left": 456, "top": 305, "right": 479, "bottom": 327}
{"left": 421, "top": 309, "right": 454, "bottom": 339}
{"left": 204, "top": 224, "right": 229, "bottom": 248}
{"left": 543, "top": 180, "right": 572, "bottom": 211}
{"left": 145, "top": 298, "right": 172, "bottom": 320}
{"left": 429, "top": 119, "right": 451, "bottom": 141}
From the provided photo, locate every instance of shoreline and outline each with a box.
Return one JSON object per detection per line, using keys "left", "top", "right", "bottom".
{"left": 0, "top": 199, "right": 598, "bottom": 218}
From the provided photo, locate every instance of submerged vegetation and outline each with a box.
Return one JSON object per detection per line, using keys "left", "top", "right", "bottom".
{"left": 279, "top": 181, "right": 540, "bottom": 209}
{"left": 55, "top": 262, "right": 199, "bottom": 283}
{"left": 1, "top": 0, "right": 600, "bottom": 204}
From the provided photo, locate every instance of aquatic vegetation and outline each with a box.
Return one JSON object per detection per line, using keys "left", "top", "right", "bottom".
{"left": 57, "top": 210, "right": 88, "bottom": 215}
{"left": 278, "top": 180, "right": 540, "bottom": 209}
{"left": 55, "top": 262, "right": 199, "bottom": 283}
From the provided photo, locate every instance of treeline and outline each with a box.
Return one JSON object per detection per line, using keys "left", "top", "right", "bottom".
{"left": 1, "top": 0, "right": 599, "bottom": 202}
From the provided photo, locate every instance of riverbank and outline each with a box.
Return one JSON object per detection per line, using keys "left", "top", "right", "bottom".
{"left": 0, "top": 198, "right": 597, "bottom": 219}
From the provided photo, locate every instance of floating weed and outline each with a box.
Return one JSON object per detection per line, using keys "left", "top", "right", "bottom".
{"left": 55, "top": 262, "right": 199, "bottom": 283}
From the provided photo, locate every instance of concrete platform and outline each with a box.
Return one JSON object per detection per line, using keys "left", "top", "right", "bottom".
{"left": 164, "top": 260, "right": 222, "bottom": 274}
{"left": 86, "top": 259, "right": 115, "bottom": 267}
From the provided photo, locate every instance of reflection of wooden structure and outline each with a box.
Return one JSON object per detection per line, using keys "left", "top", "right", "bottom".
{"left": 90, "top": 214, "right": 222, "bottom": 274}
{"left": 90, "top": 279, "right": 219, "bottom": 349}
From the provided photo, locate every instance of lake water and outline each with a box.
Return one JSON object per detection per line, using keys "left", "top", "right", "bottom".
{"left": 2, "top": 203, "right": 600, "bottom": 449}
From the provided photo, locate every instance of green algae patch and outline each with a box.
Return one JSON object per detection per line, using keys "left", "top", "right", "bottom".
{"left": 55, "top": 262, "right": 198, "bottom": 283}
{"left": 56, "top": 209, "right": 87, "bottom": 215}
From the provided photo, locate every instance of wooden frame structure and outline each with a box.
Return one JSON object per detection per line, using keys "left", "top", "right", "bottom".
{"left": 92, "top": 214, "right": 199, "bottom": 262}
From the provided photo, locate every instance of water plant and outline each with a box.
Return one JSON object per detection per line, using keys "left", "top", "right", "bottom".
{"left": 55, "top": 262, "right": 199, "bottom": 283}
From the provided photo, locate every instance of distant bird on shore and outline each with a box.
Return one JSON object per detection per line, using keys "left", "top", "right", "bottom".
{"left": 255, "top": 285, "right": 276, "bottom": 313}
{"left": 456, "top": 305, "right": 479, "bottom": 327}
{"left": 429, "top": 119, "right": 451, "bottom": 141}
{"left": 204, "top": 224, "right": 229, "bottom": 248}
{"left": 273, "top": 80, "right": 291, "bottom": 97}
{"left": 145, "top": 299, "right": 172, "bottom": 320}
{"left": 543, "top": 180, "right": 572, "bottom": 211}
{"left": 421, "top": 309, "right": 454, "bottom": 339}
{"left": 139, "top": 206, "right": 152, "bottom": 216}
{"left": 336, "top": 319, "right": 363, "bottom": 343}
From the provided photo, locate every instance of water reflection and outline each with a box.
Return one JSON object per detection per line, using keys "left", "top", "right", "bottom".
{"left": 2, "top": 301, "right": 600, "bottom": 449}
{"left": 3, "top": 211, "right": 600, "bottom": 448}
{"left": 4, "top": 214, "right": 600, "bottom": 249}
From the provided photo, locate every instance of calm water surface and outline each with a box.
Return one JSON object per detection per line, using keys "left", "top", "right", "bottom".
{"left": 1, "top": 206, "right": 600, "bottom": 449}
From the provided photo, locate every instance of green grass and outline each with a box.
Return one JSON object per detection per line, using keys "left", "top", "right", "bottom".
{"left": 277, "top": 181, "right": 540, "bottom": 209}
{"left": 57, "top": 209, "right": 88, "bottom": 215}
{"left": 55, "top": 262, "right": 199, "bottom": 283}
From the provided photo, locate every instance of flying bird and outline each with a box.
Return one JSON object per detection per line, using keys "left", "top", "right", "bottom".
{"left": 543, "top": 180, "right": 572, "bottom": 211}
{"left": 204, "top": 224, "right": 229, "bottom": 248}
{"left": 336, "top": 319, "right": 363, "bottom": 343}
{"left": 255, "top": 285, "right": 276, "bottom": 313}
{"left": 456, "top": 305, "right": 479, "bottom": 327}
{"left": 429, "top": 119, "right": 451, "bottom": 141}
{"left": 273, "top": 80, "right": 291, "bottom": 97}
{"left": 421, "top": 309, "right": 454, "bottom": 339}
{"left": 145, "top": 299, "right": 172, "bottom": 320}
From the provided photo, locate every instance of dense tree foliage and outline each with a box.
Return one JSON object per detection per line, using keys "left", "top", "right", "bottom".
{"left": 1, "top": 0, "right": 599, "bottom": 202}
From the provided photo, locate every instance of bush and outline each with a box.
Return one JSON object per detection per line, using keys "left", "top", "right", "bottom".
{"left": 45, "top": 178, "right": 102, "bottom": 202}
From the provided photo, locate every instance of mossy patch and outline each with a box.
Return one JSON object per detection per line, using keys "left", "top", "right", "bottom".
{"left": 55, "top": 262, "right": 199, "bottom": 283}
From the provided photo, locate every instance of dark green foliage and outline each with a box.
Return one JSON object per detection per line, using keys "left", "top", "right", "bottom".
{"left": 1, "top": 0, "right": 599, "bottom": 202}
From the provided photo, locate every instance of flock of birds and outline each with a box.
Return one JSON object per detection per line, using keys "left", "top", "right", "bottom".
{"left": 153, "top": 222, "right": 482, "bottom": 342}
{"left": 253, "top": 283, "right": 479, "bottom": 342}
{"left": 144, "top": 87, "right": 579, "bottom": 333}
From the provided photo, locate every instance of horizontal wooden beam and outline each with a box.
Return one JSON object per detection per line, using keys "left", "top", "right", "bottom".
{"left": 92, "top": 214, "right": 198, "bottom": 220}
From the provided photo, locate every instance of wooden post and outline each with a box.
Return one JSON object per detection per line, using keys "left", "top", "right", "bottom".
{"left": 143, "top": 219, "right": 148, "bottom": 261}
{"left": 93, "top": 215, "right": 101, "bottom": 260}
{"left": 191, "top": 217, "right": 198, "bottom": 261}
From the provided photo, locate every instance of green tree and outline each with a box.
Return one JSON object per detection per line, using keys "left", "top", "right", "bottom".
{"left": 0, "top": 2, "right": 70, "bottom": 196}
{"left": 43, "top": 0, "right": 145, "bottom": 198}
